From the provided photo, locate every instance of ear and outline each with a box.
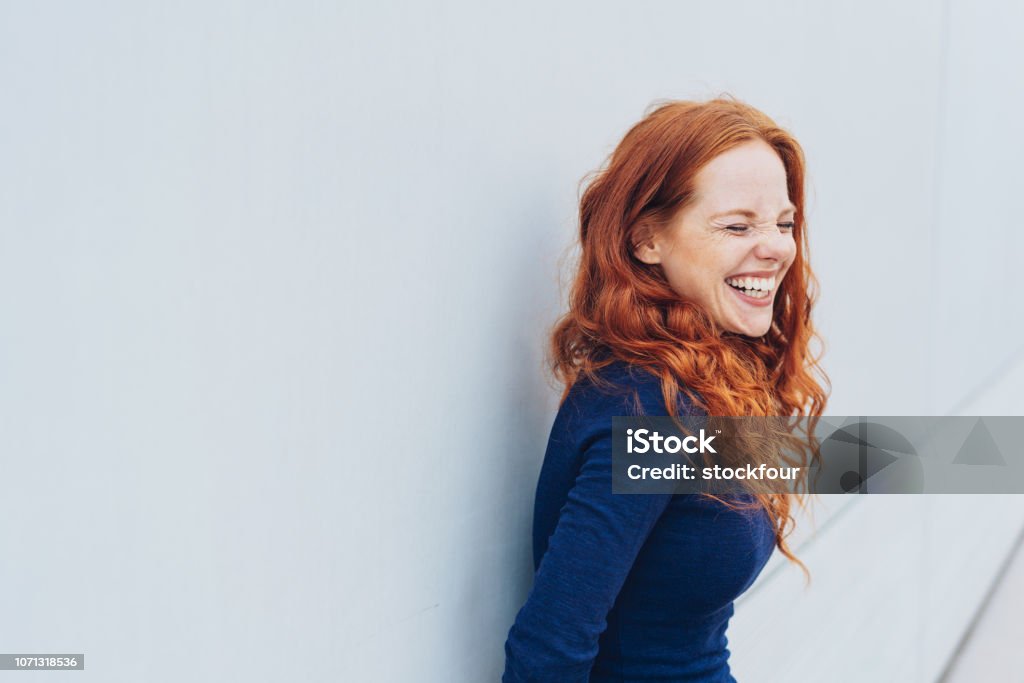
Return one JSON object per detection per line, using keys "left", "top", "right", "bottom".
{"left": 631, "top": 223, "right": 663, "bottom": 265}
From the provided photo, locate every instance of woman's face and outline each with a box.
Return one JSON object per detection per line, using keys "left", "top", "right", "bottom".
{"left": 635, "top": 140, "right": 797, "bottom": 337}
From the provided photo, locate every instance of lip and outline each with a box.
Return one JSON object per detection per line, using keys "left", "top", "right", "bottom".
{"left": 725, "top": 270, "right": 780, "bottom": 279}
{"left": 725, "top": 281, "right": 774, "bottom": 307}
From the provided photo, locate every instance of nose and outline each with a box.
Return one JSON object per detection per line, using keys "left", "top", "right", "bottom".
{"left": 753, "top": 226, "right": 796, "bottom": 263}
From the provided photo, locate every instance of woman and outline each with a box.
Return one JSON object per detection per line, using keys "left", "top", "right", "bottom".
{"left": 502, "top": 98, "right": 829, "bottom": 682}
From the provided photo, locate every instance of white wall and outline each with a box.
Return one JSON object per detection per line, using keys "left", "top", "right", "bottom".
{"left": 1, "top": 1, "right": 1021, "bottom": 681}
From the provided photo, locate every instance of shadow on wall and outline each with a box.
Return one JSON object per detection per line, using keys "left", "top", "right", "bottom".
{"left": 443, "top": 196, "right": 568, "bottom": 681}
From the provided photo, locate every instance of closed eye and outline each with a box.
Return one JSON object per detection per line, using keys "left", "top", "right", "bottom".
{"left": 726, "top": 222, "right": 795, "bottom": 234}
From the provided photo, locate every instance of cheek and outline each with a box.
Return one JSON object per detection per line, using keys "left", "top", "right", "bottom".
{"left": 664, "top": 262, "right": 708, "bottom": 300}
{"left": 784, "top": 236, "right": 798, "bottom": 265}
{"left": 662, "top": 248, "right": 702, "bottom": 287}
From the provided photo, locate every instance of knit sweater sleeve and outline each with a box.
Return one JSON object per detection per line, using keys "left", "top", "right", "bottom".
{"left": 501, "top": 392, "right": 673, "bottom": 682}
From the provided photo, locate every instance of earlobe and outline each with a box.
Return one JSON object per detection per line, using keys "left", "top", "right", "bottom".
{"left": 631, "top": 223, "right": 663, "bottom": 264}
{"left": 633, "top": 239, "right": 662, "bottom": 265}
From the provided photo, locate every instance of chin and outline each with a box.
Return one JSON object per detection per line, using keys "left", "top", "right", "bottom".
{"left": 728, "top": 319, "right": 772, "bottom": 338}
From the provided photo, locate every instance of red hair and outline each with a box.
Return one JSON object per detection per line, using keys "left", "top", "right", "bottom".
{"left": 551, "top": 97, "right": 830, "bottom": 566}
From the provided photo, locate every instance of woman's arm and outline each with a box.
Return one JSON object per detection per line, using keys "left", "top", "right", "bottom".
{"left": 502, "top": 424, "right": 672, "bottom": 682}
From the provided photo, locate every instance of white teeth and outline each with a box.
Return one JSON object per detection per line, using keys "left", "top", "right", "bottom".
{"left": 725, "top": 275, "right": 776, "bottom": 292}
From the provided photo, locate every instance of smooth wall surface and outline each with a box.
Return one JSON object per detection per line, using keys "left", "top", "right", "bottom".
{"left": 1, "top": 1, "right": 1021, "bottom": 681}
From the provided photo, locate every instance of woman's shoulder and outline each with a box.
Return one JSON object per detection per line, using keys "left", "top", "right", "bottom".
{"left": 564, "top": 360, "right": 663, "bottom": 415}
{"left": 555, "top": 360, "right": 700, "bottom": 449}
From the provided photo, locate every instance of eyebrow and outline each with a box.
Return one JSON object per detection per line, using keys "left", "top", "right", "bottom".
{"left": 709, "top": 205, "right": 797, "bottom": 220}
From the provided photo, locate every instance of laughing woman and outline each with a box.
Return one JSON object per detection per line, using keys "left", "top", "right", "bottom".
{"left": 502, "top": 98, "right": 829, "bottom": 682}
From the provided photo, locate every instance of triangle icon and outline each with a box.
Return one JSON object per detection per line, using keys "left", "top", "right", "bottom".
{"left": 952, "top": 419, "right": 1006, "bottom": 466}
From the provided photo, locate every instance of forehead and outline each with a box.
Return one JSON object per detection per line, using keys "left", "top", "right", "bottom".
{"left": 692, "top": 140, "right": 791, "bottom": 212}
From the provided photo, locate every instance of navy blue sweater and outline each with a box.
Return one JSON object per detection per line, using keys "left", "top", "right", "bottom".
{"left": 502, "top": 361, "right": 775, "bottom": 682}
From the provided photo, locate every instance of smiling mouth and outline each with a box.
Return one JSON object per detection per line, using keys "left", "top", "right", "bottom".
{"left": 724, "top": 275, "right": 776, "bottom": 300}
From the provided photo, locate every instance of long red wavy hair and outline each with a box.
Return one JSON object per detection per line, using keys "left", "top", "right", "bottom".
{"left": 551, "top": 97, "right": 830, "bottom": 566}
